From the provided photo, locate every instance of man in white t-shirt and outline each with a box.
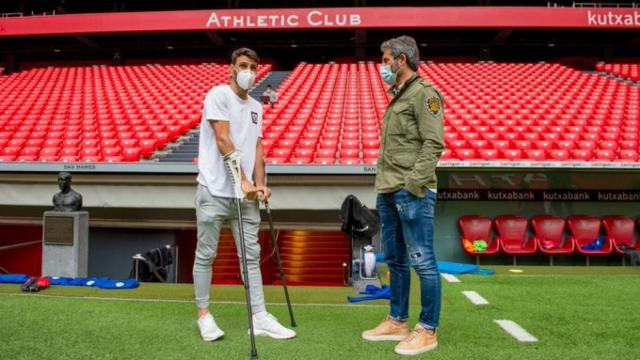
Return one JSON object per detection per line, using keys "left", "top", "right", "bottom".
{"left": 193, "top": 47, "right": 296, "bottom": 342}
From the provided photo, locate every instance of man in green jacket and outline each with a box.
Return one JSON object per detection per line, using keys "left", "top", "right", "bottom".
{"left": 361, "top": 35, "right": 445, "bottom": 356}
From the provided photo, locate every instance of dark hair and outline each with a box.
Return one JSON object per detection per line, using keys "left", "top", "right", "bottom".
{"left": 380, "top": 35, "right": 420, "bottom": 71}
{"left": 266, "top": 84, "right": 272, "bottom": 88}
{"left": 230, "top": 47, "right": 260, "bottom": 66}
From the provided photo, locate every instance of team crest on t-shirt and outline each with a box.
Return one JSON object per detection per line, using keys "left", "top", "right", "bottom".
{"left": 251, "top": 111, "right": 259, "bottom": 124}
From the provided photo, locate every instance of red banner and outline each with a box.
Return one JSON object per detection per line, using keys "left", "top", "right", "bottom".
{"left": 0, "top": 7, "right": 639, "bottom": 37}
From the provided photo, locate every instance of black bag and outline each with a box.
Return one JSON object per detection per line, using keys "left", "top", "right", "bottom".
{"left": 339, "top": 195, "right": 380, "bottom": 240}
{"left": 129, "top": 246, "right": 174, "bottom": 282}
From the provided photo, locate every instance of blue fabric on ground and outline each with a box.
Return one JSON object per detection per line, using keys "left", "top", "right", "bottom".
{"left": 348, "top": 285, "right": 391, "bottom": 303}
{"left": 437, "top": 261, "right": 495, "bottom": 276}
{"left": 96, "top": 279, "right": 139, "bottom": 289}
{"left": 0, "top": 274, "right": 30, "bottom": 284}
{"left": 374, "top": 256, "right": 494, "bottom": 276}
{"left": 48, "top": 276, "right": 138, "bottom": 289}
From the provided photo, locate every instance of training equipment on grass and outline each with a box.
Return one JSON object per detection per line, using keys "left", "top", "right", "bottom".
{"left": 224, "top": 151, "right": 258, "bottom": 360}
{"left": 339, "top": 195, "right": 381, "bottom": 289}
{"left": 21, "top": 276, "right": 40, "bottom": 292}
{"left": 363, "top": 245, "right": 377, "bottom": 278}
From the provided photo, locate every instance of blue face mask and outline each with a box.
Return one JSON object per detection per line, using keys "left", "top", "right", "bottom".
{"left": 380, "top": 63, "right": 397, "bottom": 85}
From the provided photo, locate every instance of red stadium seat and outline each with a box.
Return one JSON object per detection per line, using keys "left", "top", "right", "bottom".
{"left": 20, "top": 147, "right": 41, "bottom": 157}
{"left": 316, "top": 149, "right": 337, "bottom": 159}
{"left": 492, "top": 140, "right": 511, "bottom": 151}
{"left": 534, "top": 141, "right": 553, "bottom": 151}
{"left": 26, "top": 139, "right": 46, "bottom": 148}
{"left": 496, "top": 215, "right": 537, "bottom": 262}
{"left": 618, "top": 150, "right": 638, "bottom": 162}
{"left": 602, "top": 215, "right": 638, "bottom": 256}
{"left": 80, "top": 155, "right": 102, "bottom": 162}
{"left": 39, "top": 156, "right": 59, "bottom": 162}
{"left": 122, "top": 148, "right": 142, "bottom": 162}
{"left": 43, "top": 139, "right": 63, "bottom": 148}
{"left": 593, "top": 149, "right": 616, "bottom": 161}
{"left": 458, "top": 215, "right": 499, "bottom": 260}
{"left": 101, "top": 139, "right": 119, "bottom": 148}
{"left": 526, "top": 149, "right": 546, "bottom": 161}
{"left": 0, "top": 155, "right": 17, "bottom": 162}
{"left": 17, "top": 156, "right": 38, "bottom": 162}
{"left": 59, "top": 156, "right": 78, "bottom": 162}
{"left": 104, "top": 156, "right": 124, "bottom": 163}
{"left": 312, "top": 158, "right": 336, "bottom": 165}
{"left": 80, "top": 148, "right": 100, "bottom": 157}
{"left": 340, "top": 149, "right": 359, "bottom": 158}
{"left": 455, "top": 148, "right": 477, "bottom": 160}
{"left": 1, "top": 147, "right": 21, "bottom": 156}
{"left": 362, "top": 149, "right": 378, "bottom": 159}
{"left": 513, "top": 140, "right": 532, "bottom": 151}
{"left": 571, "top": 150, "right": 593, "bottom": 161}
{"left": 502, "top": 149, "right": 523, "bottom": 161}
{"left": 440, "top": 149, "right": 453, "bottom": 160}
{"left": 532, "top": 215, "right": 574, "bottom": 261}
{"left": 548, "top": 150, "right": 570, "bottom": 161}
{"left": 139, "top": 139, "right": 158, "bottom": 158}
{"left": 568, "top": 215, "right": 612, "bottom": 261}
{"left": 81, "top": 139, "right": 100, "bottom": 148}
{"left": 478, "top": 149, "right": 499, "bottom": 160}
{"left": 339, "top": 158, "right": 360, "bottom": 165}
{"left": 289, "top": 156, "right": 312, "bottom": 164}
{"left": 8, "top": 139, "right": 27, "bottom": 148}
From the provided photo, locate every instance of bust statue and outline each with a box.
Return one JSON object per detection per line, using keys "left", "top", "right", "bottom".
{"left": 52, "top": 172, "right": 83, "bottom": 212}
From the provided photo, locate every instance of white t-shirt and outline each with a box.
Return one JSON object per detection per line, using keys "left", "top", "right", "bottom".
{"left": 197, "top": 85, "right": 263, "bottom": 198}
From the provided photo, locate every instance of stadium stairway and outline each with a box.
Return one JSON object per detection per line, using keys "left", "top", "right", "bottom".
{"left": 159, "top": 132, "right": 200, "bottom": 162}
{"left": 250, "top": 71, "right": 291, "bottom": 101}
{"left": 160, "top": 70, "right": 292, "bottom": 163}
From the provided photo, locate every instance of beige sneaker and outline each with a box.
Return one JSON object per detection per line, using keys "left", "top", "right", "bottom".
{"left": 362, "top": 316, "right": 410, "bottom": 341}
{"left": 394, "top": 325, "right": 438, "bottom": 356}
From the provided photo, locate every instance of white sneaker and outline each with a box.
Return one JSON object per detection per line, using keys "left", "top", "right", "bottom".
{"left": 251, "top": 312, "right": 296, "bottom": 339}
{"left": 198, "top": 313, "right": 224, "bottom": 341}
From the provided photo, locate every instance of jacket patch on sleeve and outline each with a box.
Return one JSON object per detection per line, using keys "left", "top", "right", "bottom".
{"left": 426, "top": 96, "right": 441, "bottom": 115}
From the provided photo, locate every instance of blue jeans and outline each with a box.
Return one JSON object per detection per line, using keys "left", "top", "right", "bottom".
{"left": 377, "top": 189, "right": 441, "bottom": 330}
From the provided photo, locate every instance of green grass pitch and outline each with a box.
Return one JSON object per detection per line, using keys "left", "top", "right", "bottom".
{"left": 1, "top": 266, "right": 639, "bottom": 359}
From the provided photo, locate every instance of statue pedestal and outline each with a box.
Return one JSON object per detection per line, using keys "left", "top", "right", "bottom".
{"left": 42, "top": 211, "right": 89, "bottom": 278}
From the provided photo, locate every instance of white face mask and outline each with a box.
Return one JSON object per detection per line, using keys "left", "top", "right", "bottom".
{"left": 235, "top": 68, "right": 256, "bottom": 90}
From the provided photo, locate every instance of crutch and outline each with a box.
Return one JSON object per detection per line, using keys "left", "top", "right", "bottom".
{"left": 263, "top": 200, "right": 297, "bottom": 327}
{"left": 224, "top": 151, "right": 258, "bottom": 360}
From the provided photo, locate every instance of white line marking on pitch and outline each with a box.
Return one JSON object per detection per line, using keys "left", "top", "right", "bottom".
{"left": 462, "top": 290, "right": 489, "bottom": 305}
{"left": 441, "top": 274, "right": 461, "bottom": 283}
{"left": 494, "top": 320, "right": 538, "bottom": 342}
{"left": 0, "top": 292, "right": 387, "bottom": 308}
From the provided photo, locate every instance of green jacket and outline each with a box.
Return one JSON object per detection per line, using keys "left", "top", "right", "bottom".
{"left": 375, "top": 73, "right": 445, "bottom": 197}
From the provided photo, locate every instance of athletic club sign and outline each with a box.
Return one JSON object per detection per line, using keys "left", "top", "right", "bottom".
{"left": 1, "top": 7, "right": 639, "bottom": 37}
{"left": 206, "top": 10, "right": 362, "bottom": 29}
